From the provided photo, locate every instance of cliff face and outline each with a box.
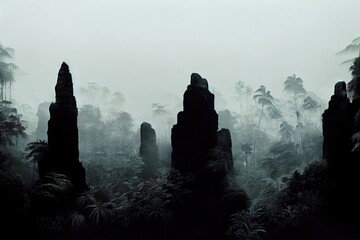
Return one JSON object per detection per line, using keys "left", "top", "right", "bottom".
{"left": 171, "top": 73, "right": 218, "bottom": 173}
{"left": 47, "top": 62, "right": 87, "bottom": 191}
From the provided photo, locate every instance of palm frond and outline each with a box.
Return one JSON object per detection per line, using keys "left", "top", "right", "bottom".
{"left": 351, "top": 131, "right": 360, "bottom": 152}
{"left": 337, "top": 43, "right": 360, "bottom": 56}
{"left": 25, "top": 140, "right": 49, "bottom": 164}
{"left": 0, "top": 48, "right": 12, "bottom": 58}
{"left": 340, "top": 57, "right": 357, "bottom": 65}
{"left": 70, "top": 212, "right": 86, "bottom": 229}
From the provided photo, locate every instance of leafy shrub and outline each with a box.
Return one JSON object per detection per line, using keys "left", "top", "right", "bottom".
{"left": 228, "top": 210, "right": 267, "bottom": 240}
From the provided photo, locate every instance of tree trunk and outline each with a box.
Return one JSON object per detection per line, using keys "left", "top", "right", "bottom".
{"left": 294, "top": 93, "right": 299, "bottom": 121}
{"left": 258, "top": 104, "right": 264, "bottom": 129}
{"left": 245, "top": 153, "right": 249, "bottom": 171}
{"left": 4, "top": 80, "right": 6, "bottom": 101}
{"left": 253, "top": 104, "right": 265, "bottom": 168}
{"left": 9, "top": 80, "right": 11, "bottom": 101}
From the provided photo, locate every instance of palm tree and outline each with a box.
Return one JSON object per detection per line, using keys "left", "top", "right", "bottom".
{"left": 253, "top": 85, "right": 274, "bottom": 129}
{"left": 279, "top": 121, "right": 293, "bottom": 142}
{"left": 302, "top": 96, "right": 320, "bottom": 111}
{"left": 252, "top": 85, "right": 274, "bottom": 167}
{"left": 235, "top": 80, "right": 246, "bottom": 100}
{"left": 0, "top": 44, "right": 14, "bottom": 59}
{"left": 284, "top": 74, "right": 306, "bottom": 121}
{"left": 241, "top": 143, "right": 252, "bottom": 170}
{"left": 260, "top": 141, "right": 300, "bottom": 179}
{"left": 0, "top": 44, "right": 17, "bottom": 102}
{"left": 235, "top": 81, "right": 253, "bottom": 113}
{"left": 337, "top": 36, "right": 360, "bottom": 65}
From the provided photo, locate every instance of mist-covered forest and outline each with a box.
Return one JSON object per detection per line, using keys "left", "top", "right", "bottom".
{"left": 2, "top": 1, "right": 360, "bottom": 239}
{"left": 1, "top": 34, "right": 360, "bottom": 240}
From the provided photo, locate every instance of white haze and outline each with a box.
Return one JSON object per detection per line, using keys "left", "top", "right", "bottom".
{"left": 0, "top": 0, "right": 359, "bottom": 132}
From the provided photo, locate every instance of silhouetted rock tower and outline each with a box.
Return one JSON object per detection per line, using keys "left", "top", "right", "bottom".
{"left": 322, "top": 56, "right": 360, "bottom": 168}
{"left": 47, "top": 62, "right": 87, "bottom": 191}
{"left": 140, "top": 122, "right": 159, "bottom": 178}
{"left": 322, "top": 81, "right": 353, "bottom": 166}
{"left": 171, "top": 73, "right": 218, "bottom": 173}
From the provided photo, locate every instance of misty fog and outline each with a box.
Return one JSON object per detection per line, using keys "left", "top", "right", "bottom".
{"left": 1, "top": 0, "right": 359, "bottom": 132}
{"left": 1, "top": 1, "right": 360, "bottom": 239}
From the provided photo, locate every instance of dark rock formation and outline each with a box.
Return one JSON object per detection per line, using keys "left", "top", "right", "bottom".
{"left": 47, "top": 62, "right": 87, "bottom": 191}
{"left": 320, "top": 59, "right": 360, "bottom": 226}
{"left": 140, "top": 122, "right": 159, "bottom": 178}
{"left": 205, "top": 129, "right": 234, "bottom": 182}
{"left": 171, "top": 73, "right": 218, "bottom": 173}
{"left": 322, "top": 81, "right": 354, "bottom": 167}
{"left": 35, "top": 101, "right": 51, "bottom": 140}
{"left": 349, "top": 57, "right": 360, "bottom": 157}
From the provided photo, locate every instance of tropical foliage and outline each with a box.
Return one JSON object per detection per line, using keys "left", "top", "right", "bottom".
{"left": 2, "top": 41, "right": 359, "bottom": 240}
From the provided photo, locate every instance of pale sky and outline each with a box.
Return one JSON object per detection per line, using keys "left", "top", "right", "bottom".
{"left": 0, "top": 0, "right": 359, "bottom": 123}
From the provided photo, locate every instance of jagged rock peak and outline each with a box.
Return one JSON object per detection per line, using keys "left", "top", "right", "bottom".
{"left": 190, "top": 72, "right": 208, "bottom": 89}
{"left": 55, "top": 62, "right": 75, "bottom": 104}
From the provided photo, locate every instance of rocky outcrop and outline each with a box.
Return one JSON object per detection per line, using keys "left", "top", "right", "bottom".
{"left": 47, "top": 62, "right": 87, "bottom": 191}
{"left": 171, "top": 73, "right": 218, "bottom": 173}
{"left": 322, "top": 81, "right": 354, "bottom": 167}
{"left": 205, "top": 129, "right": 234, "bottom": 181}
{"left": 140, "top": 122, "right": 159, "bottom": 178}
{"left": 319, "top": 59, "right": 360, "bottom": 225}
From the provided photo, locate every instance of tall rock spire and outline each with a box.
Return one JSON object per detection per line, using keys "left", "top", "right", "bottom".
{"left": 322, "top": 81, "right": 353, "bottom": 167}
{"left": 47, "top": 62, "right": 87, "bottom": 191}
{"left": 171, "top": 73, "right": 218, "bottom": 173}
{"left": 140, "top": 122, "right": 159, "bottom": 178}
{"left": 55, "top": 62, "right": 76, "bottom": 105}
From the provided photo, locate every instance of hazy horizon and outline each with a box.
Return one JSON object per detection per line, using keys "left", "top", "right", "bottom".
{"left": 1, "top": 0, "right": 359, "bottom": 128}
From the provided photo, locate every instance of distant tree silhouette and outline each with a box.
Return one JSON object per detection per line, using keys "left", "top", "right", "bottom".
{"left": 152, "top": 103, "right": 169, "bottom": 116}
{"left": 284, "top": 74, "right": 306, "bottom": 121}
{"left": 105, "top": 111, "right": 137, "bottom": 155}
{"left": 0, "top": 43, "right": 18, "bottom": 102}
{"left": 253, "top": 85, "right": 274, "bottom": 129}
{"left": 78, "top": 104, "right": 103, "bottom": 153}
{"left": 302, "top": 96, "right": 321, "bottom": 111}
{"left": 235, "top": 80, "right": 253, "bottom": 112}
{"left": 279, "top": 121, "right": 293, "bottom": 142}
{"left": 241, "top": 143, "right": 252, "bottom": 169}
{"left": 260, "top": 141, "right": 299, "bottom": 179}
{"left": 253, "top": 85, "right": 274, "bottom": 166}
{"left": 0, "top": 105, "right": 26, "bottom": 146}
{"left": 266, "top": 105, "right": 282, "bottom": 120}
